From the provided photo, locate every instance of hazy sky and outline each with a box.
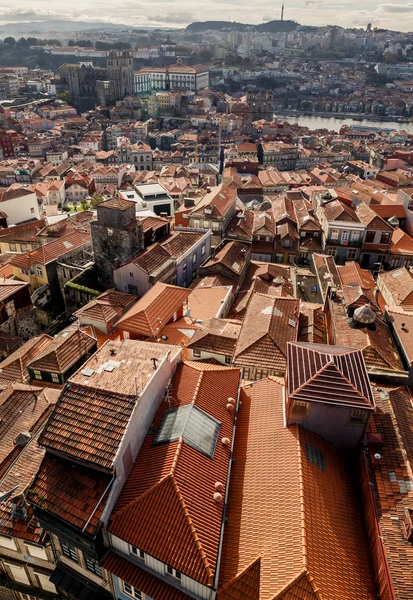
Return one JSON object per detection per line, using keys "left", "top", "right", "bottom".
{"left": 0, "top": 1, "right": 412, "bottom": 32}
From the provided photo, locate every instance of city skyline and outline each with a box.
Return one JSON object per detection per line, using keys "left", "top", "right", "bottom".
{"left": 0, "top": 1, "right": 412, "bottom": 32}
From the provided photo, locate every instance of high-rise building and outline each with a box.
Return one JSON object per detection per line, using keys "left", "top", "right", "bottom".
{"left": 106, "top": 50, "right": 134, "bottom": 101}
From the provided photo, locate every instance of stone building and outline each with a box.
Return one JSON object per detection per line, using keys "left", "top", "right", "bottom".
{"left": 91, "top": 197, "right": 144, "bottom": 289}
{"left": 59, "top": 62, "right": 108, "bottom": 100}
{"left": 246, "top": 89, "right": 274, "bottom": 121}
{"left": 106, "top": 50, "right": 134, "bottom": 101}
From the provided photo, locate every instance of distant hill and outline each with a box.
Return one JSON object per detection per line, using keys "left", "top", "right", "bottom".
{"left": 0, "top": 20, "right": 129, "bottom": 37}
{"left": 186, "top": 20, "right": 298, "bottom": 33}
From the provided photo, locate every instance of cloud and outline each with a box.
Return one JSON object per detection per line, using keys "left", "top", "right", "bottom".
{"left": 378, "top": 3, "right": 413, "bottom": 12}
{"left": 0, "top": 9, "right": 61, "bottom": 22}
{"left": 151, "top": 12, "right": 195, "bottom": 24}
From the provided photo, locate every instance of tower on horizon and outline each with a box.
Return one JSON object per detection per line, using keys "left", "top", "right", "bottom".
{"left": 281, "top": 2, "right": 284, "bottom": 21}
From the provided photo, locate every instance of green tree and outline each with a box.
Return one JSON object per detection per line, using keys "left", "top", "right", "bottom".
{"left": 90, "top": 192, "right": 105, "bottom": 209}
{"left": 80, "top": 199, "right": 90, "bottom": 211}
{"left": 76, "top": 40, "right": 93, "bottom": 48}
{"left": 199, "top": 48, "right": 213, "bottom": 61}
{"left": 4, "top": 37, "right": 16, "bottom": 46}
{"left": 57, "top": 91, "right": 72, "bottom": 104}
{"left": 72, "top": 201, "right": 78, "bottom": 212}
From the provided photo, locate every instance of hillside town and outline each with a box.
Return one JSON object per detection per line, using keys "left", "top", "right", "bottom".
{"left": 1, "top": 14, "right": 413, "bottom": 600}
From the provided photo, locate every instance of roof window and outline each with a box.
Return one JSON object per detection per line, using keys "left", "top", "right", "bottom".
{"left": 154, "top": 405, "right": 221, "bottom": 459}
{"left": 305, "top": 443, "right": 326, "bottom": 472}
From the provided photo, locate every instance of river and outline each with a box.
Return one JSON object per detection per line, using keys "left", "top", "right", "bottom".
{"left": 278, "top": 113, "right": 408, "bottom": 133}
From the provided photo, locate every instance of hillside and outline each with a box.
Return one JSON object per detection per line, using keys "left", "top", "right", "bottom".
{"left": 186, "top": 19, "right": 298, "bottom": 33}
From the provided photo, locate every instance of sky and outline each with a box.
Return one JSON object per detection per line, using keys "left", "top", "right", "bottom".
{"left": 0, "top": 1, "right": 412, "bottom": 32}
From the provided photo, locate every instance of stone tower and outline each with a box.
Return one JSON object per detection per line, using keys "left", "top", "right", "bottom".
{"left": 91, "top": 197, "right": 143, "bottom": 289}
{"left": 246, "top": 89, "right": 274, "bottom": 121}
{"left": 106, "top": 50, "right": 134, "bottom": 100}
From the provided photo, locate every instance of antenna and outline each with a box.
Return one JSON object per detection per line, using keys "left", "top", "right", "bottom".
{"left": 281, "top": 1, "right": 285, "bottom": 21}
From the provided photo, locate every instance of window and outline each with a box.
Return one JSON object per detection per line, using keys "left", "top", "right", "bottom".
{"left": 275, "top": 253, "right": 283, "bottom": 263}
{"left": 166, "top": 565, "right": 182, "bottom": 581}
{"left": 243, "top": 368, "right": 250, "bottom": 379}
{"left": 30, "top": 208, "right": 35, "bottom": 214}
{"left": 20, "top": 594, "right": 37, "bottom": 600}
{"left": 193, "top": 349, "right": 201, "bottom": 357}
{"left": 0, "top": 535, "right": 17, "bottom": 551}
{"left": 313, "top": 231, "right": 319, "bottom": 238}
{"left": 290, "top": 400, "right": 310, "bottom": 419}
{"left": 25, "top": 542, "right": 48, "bottom": 560}
{"left": 123, "top": 581, "right": 143, "bottom": 599}
{"left": 33, "top": 370, "right": 42, "bottom": 380}
{"left": 36, "top": 266, "right": 43, "bottom": 277}
{"left": 4, "top": 563, "right": 30, "bottom": 585}
{"left": 341, "top": 230, "right": 349, "bottom": 242}
{"left": 85, "top": 556, "right": 103, "bottom": 578}
{"left": 61, "top": 540, "right": 78, "bottom": 563}
{"left": 107, "top": 228, "right": 113, "bottom": 237}
{"left": 35, "top": 572, "right": 56, "bottom": 593}
{"left": 9, "top": 243, "right": 16, "bottom": 251}
{"left": 201, "top": 244, "right": 206, "bottom": 256}
{"left": 225, "top": 355, "right": 231, "bottom": 364}
{"left": 282, "top": 239, "right": 292, "bottom": 248}
{"left": 305, "top": 443, "right": 326, "bottom": 471}
{"left": 347, "top": 248, "right": 357, "bottom": 259}
{"left": 327, "top": 247, "right": 337, "bottom": 257}
{"left": 51, "top": 373, "right": 60, "bottom": 384}
{"left": 131, "top": 546, "right": 145, "bottom": 561}
{"left": 380, "top": 232, "right": 391, "bottom": 244}
{"left": 331, "top": 228, "right": 339, "bottom": 240}
{"left": 365, "top": 230, "right": 375, "bottom": 243}
{"left": 182, "top": 262, "right": 187, "bottom": 272}
{"left": 349, "top": 408, "right": 367, "bottom": 425}
{"left": 192, "top": 254, "right": 197, "bottom": 264}
{"left": 212, "top": 222, "right": 220, "bottom": 232}
{"left": 288, "top": 254, "right": 296, "bottom": 264}
{"left": 300, "top": 231, "right": 306, "bottom": 238}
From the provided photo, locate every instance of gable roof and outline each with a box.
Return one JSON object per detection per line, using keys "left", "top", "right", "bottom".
{"left": 75, "top": 290, "right": 137, "bottom": 327}
{"left": 190, "top": 185, "right": 237, "bottom": 219}
{"left": 27, "top": 326, "right": 97, "bottom": 374}
{"left": 287, "top": 342, "right": 375, "bottom": 409}
{"left": 117, "top": 283, "right": 191, "bottom": 337}
{"left": 10, "top": 230, "right": 91, "bottom": 269}
{"left": 234, "top": 295, "right": 300, "bottom": 371}
{"left": 109, "top": 361, "right": 241, "bottom": 586}
{"left": 0, "top": 334, "right": 53, "bottom": 382}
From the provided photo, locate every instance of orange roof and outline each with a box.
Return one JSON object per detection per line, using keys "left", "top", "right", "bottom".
{"left": 217, "top": 378, "right": 377, "bottom": 600}
{"left": 234, "top": 295, "right": 300, "bottom": 372}
{"left": 10, "top": 230, "right": 91, "bottom": 268}
{"left": 187, "top": 286, "right": 232, "bottom": 322}
{"left": 109, "top": 361, "right": 241, "bottom": 586}
{"left": 117, "top": 283, "right": 191, "bottom": 337}
{"left": 391, "top": 226, "right": 413, "bottom": 255}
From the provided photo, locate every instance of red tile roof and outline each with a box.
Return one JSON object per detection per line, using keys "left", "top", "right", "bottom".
{"left": 234, "top": 295, "right": 300, "bottom": 372}
{"left": 117, "top": 283, "right": 191, "bottom": 337}
{"left": 27, "top": 453, "right": 112, "bottom": 535}
{"left": 287, "top": 342, "right": 375, "bottom": 409}
{"left": 217, "top": 378, "right": 377, "bottom": 600}
{"left": 109, "top": 361, "right": 241, "bottom": 586}
{"left": 361, "top": 385, "right": 413, "bottom": 600}
{"left": 27, "top": 326, "right": 97, "bottom": 374}
{"left": 11, "top": 230, "right": 91, "bottom": 268}
{"left": 75, "top": 290, "right": 137, "bottom": 327}
{"left": 38, "top": 340, "right": 181, "bottom": 469}
{"left": 0, "top": 334, "right": 53, "bottom": 382}
{"left": 103, "top": 552, "right": 192, "bottom": 600}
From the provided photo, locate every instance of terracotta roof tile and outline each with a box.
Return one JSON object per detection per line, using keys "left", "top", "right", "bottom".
{"left": 27, "top": 326, "right": 97, "bottom": 374}
{"left": 187, "top": 318, "right": 240, "bottom": 355}
{"left": 10, "top": 230, "right": 91, "bottom": 269}
{"left": 27, "top": 454, "right": 111, "bottom": 535}
{"left": 117, "top": 283, "right": 191, "bottom": 337}
{"left": 109, "top": 361, "right": 241, "bottom": 586}
{"left": 0, "top": 334, "right": 53, "bottom": 382}
{"left": 103, "top": 552, "right": 191, "bottom": 600}
{"left": 39, "top": 340, "right": 181, "bottom": 469}
{"left": 75, "top": 290, "right": 137, "bottom": 327}
{"left": 234, "top": 295, "right": 300, "bottom": 372}
{"left": 217, "top": 378, "right": 377, "bottom": 600}
{"left": 201, "top": 241, "right": 250, "bottom": 279}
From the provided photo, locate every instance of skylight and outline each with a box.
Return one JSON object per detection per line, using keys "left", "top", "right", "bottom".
{"left": 305, "top": 443, "right": 326, "bottom": 472}
{"left": 154, "top": 405, "right": 221, "bottom": 459}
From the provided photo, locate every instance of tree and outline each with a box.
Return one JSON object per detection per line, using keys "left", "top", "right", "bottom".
{"left": 72, "top": 201, "right": 78, "bottom": 212}
{"left": 80, "top": 199, "right": 90, "bottom": 211}
{"left": 90, "top": 192, "right": 105, "bottom": 209}
{"left": 68, "top": 40, "right": 76, "bottom": 47}
{"left": 4, "top": 37, "right": 15, "bottom": 46}
{"left": 57, "top": 91, "right": 71, "bottom": 104}
{"left": 76, "top": 40, "right": 93, "bottom": 48}
{"left": 199, "top": 48, "right": 213, "bottom": 61}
